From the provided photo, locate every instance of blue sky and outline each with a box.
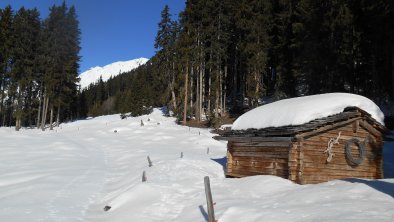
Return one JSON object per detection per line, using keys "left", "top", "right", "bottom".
{"left": 0, "top": 0, "right": 185, "bottom": 73}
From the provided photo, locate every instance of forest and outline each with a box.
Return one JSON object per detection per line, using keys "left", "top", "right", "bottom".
{"left": 82, "top": 0, "right": 394, "bottom": 127}
{"left": 2, "top": 0, "right": 394, "bottom": 129}
{"left": 0, "top": 2, "right": 80, "bottom": 130}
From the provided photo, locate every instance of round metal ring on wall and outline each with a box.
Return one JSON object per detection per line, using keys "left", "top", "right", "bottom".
{"left": 345, "top": 138, "right": 365, "bottom": 165}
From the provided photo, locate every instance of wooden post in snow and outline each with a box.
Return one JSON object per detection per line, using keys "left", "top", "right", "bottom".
{"left": 204, "top": 176, "right": 215, "bottom": 222}
{"left": 147, "top": 156, "right": 153, "bottom": 167}
{"left": 142, "top": 171, "right": 147, "bottom": 182}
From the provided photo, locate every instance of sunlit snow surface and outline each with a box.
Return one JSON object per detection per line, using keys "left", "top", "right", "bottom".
{"left": 0, "top": 109, "right": 393, "bottom": 222}
{"left": 79, "top": 58, "right": 148, "bottom": 89}
{"left": 232, "top": 93, "right": 385, "bottom": 130}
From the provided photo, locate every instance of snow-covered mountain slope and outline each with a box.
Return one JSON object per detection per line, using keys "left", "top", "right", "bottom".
{"left": 79, "top": 58, "right": 149, "bottom": 89}
{"left": 0, "top": 110, "right": 393, "bottom": 221}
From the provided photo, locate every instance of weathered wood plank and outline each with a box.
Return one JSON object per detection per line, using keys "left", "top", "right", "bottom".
{"left": 359, "top": 120, "right": 383, "bottom": 138}
{"left": 232, "top": 151, "right": 288, "bottom": 159}
{"left": 231, "top": 141, "right": 291, "bottom": 147}
{"left": 214, "top": 136, "right": 293, "bottom": 142}
{"left": 231, "top": 160, "right": 288, "bottom": 169}
{"left": 295, "top": 117, "right": 362, "bottom": 140}
{"left": 228, "top": 168, "right": 288, "bottom": 177}
{"left": 229, "top": 147, "right": 289, "bottom": 153}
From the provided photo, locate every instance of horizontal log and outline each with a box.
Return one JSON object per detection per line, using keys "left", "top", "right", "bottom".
{"left": 231, "top": 160, "right": 288, "bottom": 169}
{"left": 231, "top": 141, "right": 292, "bottom": 148}
{"left": 229, "top": 147, "right": 289, "bottom": 153}
{"left": 302, "top": 147, "right": 379, "bottom": 156}
{"left": 303, "top": 164, "right": 378, "bottom": 173}
{"left": 303, "top": 171, "right": 378, "bottom": 179}
{"left": 232, "top": 151, "right": 288, "bottom": 159}
{"left": 303, "top": 168, "right": 377, "bottom": 176}
{"left": 228, "top": 168, "right": 289, "bottom": 177}
{"left": 302, "top": 154, "right": 380, "bottom": 165}
{"left": 215, "top": 136, "right": 293, "bottom": 142}
{"left": 231, "top": 157, "right": 288, "bottom": 164}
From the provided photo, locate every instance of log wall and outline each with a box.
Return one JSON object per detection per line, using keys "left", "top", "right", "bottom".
{"left": 226, "top": 139, "right": 291, "bottom": 178}
{"left": 225, "top": 119, "right": 384, "bottom": 184}
{"left": 299, "top": 120, "right": 383, "bottom": 184}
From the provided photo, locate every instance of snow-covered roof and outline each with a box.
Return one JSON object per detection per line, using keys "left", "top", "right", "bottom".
{"left": 232, "top": 93, "right": 384, "bottom": 130}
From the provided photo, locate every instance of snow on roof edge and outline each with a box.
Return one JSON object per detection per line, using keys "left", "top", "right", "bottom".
{"left": 232, "top": 93, "right": 385, "bottom": 131}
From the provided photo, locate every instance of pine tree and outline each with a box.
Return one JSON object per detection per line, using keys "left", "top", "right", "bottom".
{"left": 0, "top": 6, "right": 14, "bottom": 126}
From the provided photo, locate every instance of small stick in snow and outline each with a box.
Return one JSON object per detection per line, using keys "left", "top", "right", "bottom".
{"left": 199, "top": 131, "right": 200, "bottom": 135}
{"left": 204, "top": 176, "right": 215, "bottom": 222}
{"left": 207, "top": 147, "right": 210, "bottom": 154}
{"left": 180, "top": 152, "right": 183, "bottom": 158}
{"left": 141, "top": 120, "right": 144, "bottom": 126}
{"left": 147, "top": 156, "right": 153, "bottom": 167}
{"left": 142, "top": 171, "right": 147, "bottom": 182}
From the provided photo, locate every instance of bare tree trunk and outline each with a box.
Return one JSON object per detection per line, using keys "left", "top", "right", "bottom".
{"left": 233, "top": 58, "right": 237, "bottom": 107}
{"left": 196, "top": 65, "right": 200, "bottom": 121}
{"left": 392, "top": 51, "right": 394, "bottom": 99}
{"left": 171, "top": 83, "right": 177, "bottom": 111}
{"left": 207, "top": 67, "right": 212, "bottom": 117}
{"left": 183, "top": 65, "right": 189, "bottom": 125}
{"left": 215, "top": 88, "right": 219, "bottom": 118}
{"left": 37, "top": 91, "right": 42, "bottom": 129}
{"left": 171, "top": 62, "right": 177, "bottom": 111}
{"left": 49, "top": 105, "right": 54, "bottom": 130}
{"left": 2, "top": 110, "right": 6, "bottom": 126}
{"left": 219, "top": 68, "right": 222, "bottom": 116}
{"left": 223, "top": 65, "right": 227, "bottom": 115}
{"left": 202, "top": 62, "right": 206, "bottom": 120}
{"left": 15, "top": 118, "right": 20, "bottom": 131}
{"left": 254, "top": 68, "right": 260, "bottom": 107}
{"left": 199, "top": 61, "right": 203, "bottom": 122}
{"left": 0, "top": 76, "right": 4, "bottom": 127}
{"left": 15, "top": 91, "right": 22, "bottom": 131}
{"left": 190, "top": 66, "right": 194, "bottom": 109}
{"left": 215, "top": 62, "right": 220, "bottom": 118}
{"left": 41, "top": 96, "right": 49, "bottom": 131}
{"left": 56, "top": 106, "right": 60, "bottom": 127}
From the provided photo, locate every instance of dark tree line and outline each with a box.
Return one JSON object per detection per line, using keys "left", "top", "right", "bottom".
{"left": 0, "top": 2, "right": 80, "bottom": 130}
{"left": 81, "top": 0, "right": 394, "bottom": 125}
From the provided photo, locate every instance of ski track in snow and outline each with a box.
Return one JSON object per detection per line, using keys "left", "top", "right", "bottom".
{"left": 0, "top": 109, "right": 393, "bottom": 222}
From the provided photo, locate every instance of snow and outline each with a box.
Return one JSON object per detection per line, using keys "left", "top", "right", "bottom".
{"left": 232, "top": 93, "right": 385, "bottom": 130}
{"left": 0, "top": 109, "right": 393, "bottom": 221}
{"left": 78, "top": 58, "right": 149, "bottom": 89}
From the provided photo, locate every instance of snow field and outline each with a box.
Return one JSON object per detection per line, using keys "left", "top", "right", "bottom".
{"left": 0, "top": 108, "right": 393, "bottom": 221}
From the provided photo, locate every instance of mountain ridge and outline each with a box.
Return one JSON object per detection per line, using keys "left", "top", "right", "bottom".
{"left": 79, "top": 58, "right": 149, "bottom": 89}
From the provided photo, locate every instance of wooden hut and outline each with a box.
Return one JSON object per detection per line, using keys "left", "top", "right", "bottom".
{"left": 216, "top": 106, "right": 387, "bottom": 184}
